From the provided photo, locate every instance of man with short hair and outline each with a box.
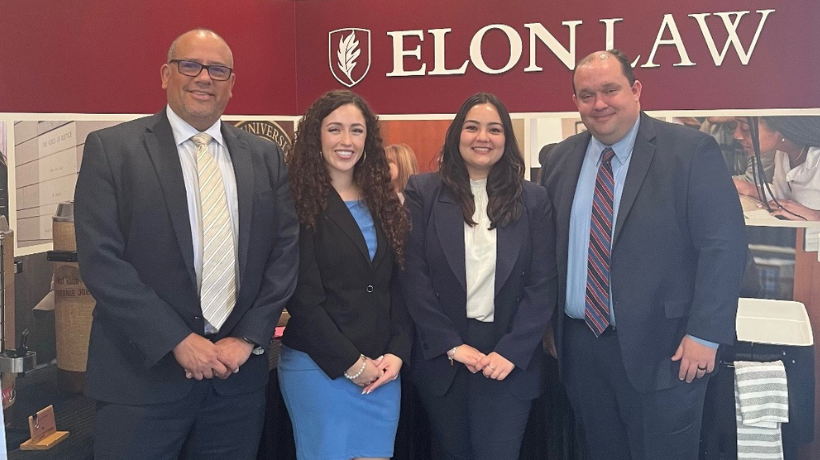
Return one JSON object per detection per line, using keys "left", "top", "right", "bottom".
{"left": 540, "top": 50, "right": 747, "bottom": 459}
{"left": 75, "top": 29, "right": 298, "bottom": 459}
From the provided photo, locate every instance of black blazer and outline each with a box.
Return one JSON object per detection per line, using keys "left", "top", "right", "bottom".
{"left": 281, "top": 189, "right": 412, "bottom": 379}
{"left": 402, "top": 173, "right": 557, "bottom": 399}
{"left": 75, "top": 111, "right": 299, "bottom": 405}
{"left": 541, "top": 113, "right": 748, "bottom": 392}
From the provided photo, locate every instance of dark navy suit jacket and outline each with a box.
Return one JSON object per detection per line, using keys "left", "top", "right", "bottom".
{"left": 540, "top": 113, "right": 747, "bottom": 392}
{"left": 75, "top": 111, "right": 299, "bottom": 405}
{"left": 281, "top": 189, "right": 412, "bottom": 379}
{"left": 402, "top": 173, "right": 557, "bottom": 400}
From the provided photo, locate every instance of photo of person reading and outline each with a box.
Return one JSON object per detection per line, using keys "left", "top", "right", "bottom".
{"left": 734, "top": 116, "right": 820, "bottom": 221}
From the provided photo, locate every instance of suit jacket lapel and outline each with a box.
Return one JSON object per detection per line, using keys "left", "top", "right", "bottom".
{"left": 495, "top": 205, "right": 524, "bottom": 295}
{"left": 144, "top": 112, "right": 197, "bottom": 288}
{"left": 433, "top": 187, "right": 467, "bottom": 292}
{"left": 372, "top": 215, "right": 388, "bottom": 268}
{"left": 613, "top": 113, "right": 656, "bottom": 245}
{"left": 222, "top": 125, "right": 253, "bottom": 281}
{"left": 326, "top": 189, "right": 372, "bottom": 265}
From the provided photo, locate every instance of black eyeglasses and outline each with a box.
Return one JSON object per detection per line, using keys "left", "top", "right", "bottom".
{"left": 169, "top": 59, "right": 233, "bottom": 81}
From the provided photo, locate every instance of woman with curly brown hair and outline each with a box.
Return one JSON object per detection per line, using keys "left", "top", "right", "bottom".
{"left": 402, "top": 92, "right": 557, "bottom": 459}
{"left": 278, "top": 89, "right": 411, "bottom": 460}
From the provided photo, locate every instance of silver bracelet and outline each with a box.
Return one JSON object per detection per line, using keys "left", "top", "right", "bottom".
{"left": 448, "top": 346, "right": 459, "bottom": 366}
{"left": 344, "top": 354, "right": 367, "bottom": 380}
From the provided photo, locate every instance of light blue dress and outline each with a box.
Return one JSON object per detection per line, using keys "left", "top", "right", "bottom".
{"left": 278, "top": 200, "right": 401, "bottom": 460}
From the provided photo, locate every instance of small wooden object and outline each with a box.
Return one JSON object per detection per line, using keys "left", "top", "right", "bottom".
{"left": 19, "top": 405, "right": 69, "bottom": 450}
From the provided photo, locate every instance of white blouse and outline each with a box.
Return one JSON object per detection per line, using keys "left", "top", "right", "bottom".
{"left": 771, "top": 146, "right": 820, "bottom": 210}
{"left": 464, "top": 179, "right": 497, "bottom": 322}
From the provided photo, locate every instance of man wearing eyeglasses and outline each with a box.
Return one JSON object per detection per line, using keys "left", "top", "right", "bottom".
{"left": 74, "top": 28, "right": 299, "bottom": 459}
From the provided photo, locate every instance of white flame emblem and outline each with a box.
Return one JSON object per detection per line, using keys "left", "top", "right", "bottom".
{"left": 329, "top": 28, "right": 371, "bottom": 87}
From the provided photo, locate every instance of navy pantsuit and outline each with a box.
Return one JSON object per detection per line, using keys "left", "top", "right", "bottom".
{"left": 402, "top": 173, "right": 557, "bottom": 459}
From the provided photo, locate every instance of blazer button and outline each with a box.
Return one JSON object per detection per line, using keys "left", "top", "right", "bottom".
{"left": 435, "top": 292, "right": 440, "bottom": 298}
{"left": 193, "top": 316, "right": 201, "bottom": 320}
{"left": 366, "top": 285, "right": 374, "bottom": 293}
{"left": 423, "top": 343, "right": 429, "bottom": 350}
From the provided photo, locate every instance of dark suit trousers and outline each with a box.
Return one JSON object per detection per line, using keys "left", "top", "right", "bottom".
{"left": 94, "top": 378, "right": 265, "bottom": 460}
{"left": 418, "top": 320, "right": 534, "bottom": 460}
{"left": 563, "top": 317, "right": 708, "bottom": 460}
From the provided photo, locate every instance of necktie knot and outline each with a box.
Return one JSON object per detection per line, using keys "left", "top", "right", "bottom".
{"left": 601, "top": 147, "right": 616, "bottom": 165}
{"left": 191, "top": 133, "right": 212, "bottom": 148}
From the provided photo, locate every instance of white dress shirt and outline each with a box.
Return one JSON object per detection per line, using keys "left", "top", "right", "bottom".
{"left": 464, "top": 179, "right": 496, "bottom": 322}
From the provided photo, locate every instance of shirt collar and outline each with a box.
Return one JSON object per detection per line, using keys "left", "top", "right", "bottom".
{"left": 589, "top": 116, "right": 641, "bottom": 165}
{"left": 165, "top": 105, "right": 224, "bottom": 148}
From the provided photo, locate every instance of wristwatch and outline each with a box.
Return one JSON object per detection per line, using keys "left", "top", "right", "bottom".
{"left": 447, "top": 346, "right": 459, "bottom": 366}
{"left": 241, "top": 337, "right": 265, "bottom": 355}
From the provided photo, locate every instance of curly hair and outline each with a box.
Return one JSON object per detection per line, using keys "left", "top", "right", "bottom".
{"left": 287, "top": 90, "right": 408, "bottom": 264}
{"left": 438, "top": 92, "right": 524, "bottom": 229}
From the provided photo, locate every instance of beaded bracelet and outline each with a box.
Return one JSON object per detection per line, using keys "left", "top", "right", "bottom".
{"left": 344, "top": 354, "right": 367, "bottom": 380}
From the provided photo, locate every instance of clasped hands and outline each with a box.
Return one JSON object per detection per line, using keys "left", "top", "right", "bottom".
{"left": 173, "top": 333, "right": 253, "bottom": 380}
{"left": 450, "top": 345, "right": 514, "bottom": 380}
{"left": 347, "top": 354, "right": 403, "bottom": 395}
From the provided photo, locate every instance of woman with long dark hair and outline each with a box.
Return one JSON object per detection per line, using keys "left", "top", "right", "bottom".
{"left": 279, "top": 89, "right": 411, "bottom": 460}
{"left": 734, "top": 116, "right": 820, "bottom": 220}
{"left": 402, "top": 92, "right": 557, "bottom": 459}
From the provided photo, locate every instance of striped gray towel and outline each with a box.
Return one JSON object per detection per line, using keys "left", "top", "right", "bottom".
{"left": 734, "top": 360, "right": 789, "bottom": 460}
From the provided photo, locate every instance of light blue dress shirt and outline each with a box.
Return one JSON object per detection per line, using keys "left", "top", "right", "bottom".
{"left": 564, "top": 118, "right": 716, "bottom": 348}
{"left": 566, "top": 119, "right": 639, "bottom": 323}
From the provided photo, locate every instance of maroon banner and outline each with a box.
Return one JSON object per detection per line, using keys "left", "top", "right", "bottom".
{"left": 0, "top": 0, "right": 298, "bottom": 115}
{"left": 295, "top": 0, "right": 820, "bottom": 114}
{"left": 0, "top": 1, "right": 817, "bottom": 115}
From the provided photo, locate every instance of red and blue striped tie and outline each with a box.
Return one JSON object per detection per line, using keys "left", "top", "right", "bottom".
{"left": 585, "top": 147, "right": 616, "bottom": 336}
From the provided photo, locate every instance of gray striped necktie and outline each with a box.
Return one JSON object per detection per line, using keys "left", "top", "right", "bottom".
{"left": 191, "top": 132, "right": 236, "bottom": 332}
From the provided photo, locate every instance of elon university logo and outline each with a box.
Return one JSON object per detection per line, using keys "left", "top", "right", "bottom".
{"left": 329, "top": 28, "right": 371, "bottom": 87}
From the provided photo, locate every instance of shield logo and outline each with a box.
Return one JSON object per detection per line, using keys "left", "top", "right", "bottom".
{"left": 329, "top": 28, "right": 371, "bottom": 88}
